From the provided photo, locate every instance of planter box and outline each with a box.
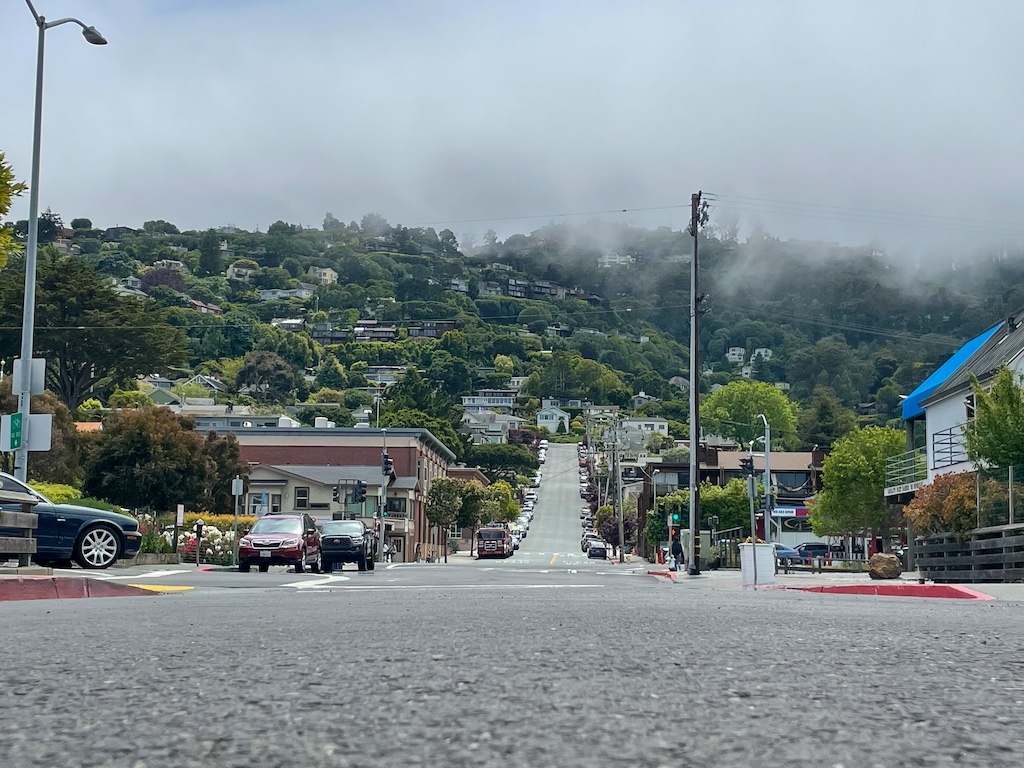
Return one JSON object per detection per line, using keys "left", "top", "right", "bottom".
{"left": 114, "top": 553, "right": 181, "bottom": 568}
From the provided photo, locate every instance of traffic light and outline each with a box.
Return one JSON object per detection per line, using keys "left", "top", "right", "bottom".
{"left": 332, "top": 485, "right": 341, "bottom": 503}
{"left": 352, "top": 480, "right": 366, "bottom": 504}
{"left": 381, "top": 452, "right": 394, "bottom": 475}
{"left": 740, "top": 456, "right": 755, "bottom": 476}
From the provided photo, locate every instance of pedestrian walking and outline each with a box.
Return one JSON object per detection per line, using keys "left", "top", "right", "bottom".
{"left": 671, "top": 538, "right": 684, "bottom": 571}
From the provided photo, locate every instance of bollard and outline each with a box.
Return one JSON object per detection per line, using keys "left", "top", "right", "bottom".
{"left": 194, "top": 518, "right": 205, "bottom": 568}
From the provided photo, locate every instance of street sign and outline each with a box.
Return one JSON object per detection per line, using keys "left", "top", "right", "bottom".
{"left": 176, "top": 504, "right": 185, "bottom": 526}
{"left": 231, "top": 477, "right": 244, "bottom": 497}
{"left": 13, "top": 358, "right": 45, "bottom": 396}
{"left": 1, "top": 412, "right": 23, "bottom": 451}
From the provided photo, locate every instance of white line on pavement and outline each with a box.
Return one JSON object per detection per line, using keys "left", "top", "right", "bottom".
{"left": 91, "top": 569, "right": 194, "bottom": 581}
{"left": 309, "top": 584, "right": 605, "bottom": 591}
{"left": 283, "top": 574, "right": 352, "bottom": 589}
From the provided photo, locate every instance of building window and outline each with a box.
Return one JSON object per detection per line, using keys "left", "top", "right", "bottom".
{"left": 295, "top": 487, "right": 310, "bottom": 509}
{"left": 270, "top": 494, "right": 282, "bottom": 514}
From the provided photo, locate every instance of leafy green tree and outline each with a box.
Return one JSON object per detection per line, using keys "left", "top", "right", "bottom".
{"left": 482, "top": 480, "right": 519, "bottom": 523}
{"left": 0, "top": 151, "right": 27, "bottom": 267}
{"left": 195, "top": 228, "right": 222, "bottom": 280}
{"left": 425, "top": 476, "right": 462, "bottom": 533}
{"left": 0, "top": 382, "right": 81, "bottom": 484}
{"left": 198, "top": 430, "right": 248, "bottom": 514}
{"left": 379, "top": 408, "right": 464, "bottom": 459}
{"left": 700, "top": 380, "right": 798, "bottom": 448}
{"left": 698, "top": 479, "right": 753, "bottom": 534}
{"left": 797, "top": 387, "right": 858, "bottom": 449}
{"left": 465, "top": 443, "right": 539, "bottom": 482}
{"left": 236, "top": 350, "right": 298, "bottom": 403}
{"left": 108, "top": 390, "right": 154, "bottom": 409}
{"left": 295, "top": 404, "right": 355, "bottom": 428}
{"left": 70, "top": 217, "right": 92, "bottom": 231}
{"left": 84, "top": 409, "right": 213, "bottom": 512}
{"left": 963, "top": 367, "right": 1024, "bottom": 468}
{"left": 142, "top": 220, "right": 180, "bottom": 235}
{"left": 75, "top": 398, "right": 103, "bottom": 422}
{"left": 314, "top": 354, "right": 347, "bottom": 391}
{"left": 0, "top": 252, "right": 189, "bottom": 409}
{"left": 810, "top": 426, "right": 905, "bottom": 544}
{"left": 659, "top": 447, "right": 689, "bottom": 464}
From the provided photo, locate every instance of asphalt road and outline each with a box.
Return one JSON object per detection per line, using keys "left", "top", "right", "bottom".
{"left": 3, "top": 446, "right": 1023, "bottom": 767}
{"left": 517, "top": 442, "right": 594, "bottom": 565}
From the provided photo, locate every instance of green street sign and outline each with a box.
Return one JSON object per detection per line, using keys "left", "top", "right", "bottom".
{"left": 4, "top": 412, "right": 23, "bottom": 451}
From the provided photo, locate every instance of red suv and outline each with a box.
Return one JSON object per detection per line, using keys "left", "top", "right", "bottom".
{"left": 238, "top": 514, "right": 322, "bottom": 573}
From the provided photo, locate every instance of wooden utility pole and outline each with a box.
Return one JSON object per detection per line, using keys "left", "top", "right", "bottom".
{"left": 688, "top": 191, "right": 708, "bottom": 575}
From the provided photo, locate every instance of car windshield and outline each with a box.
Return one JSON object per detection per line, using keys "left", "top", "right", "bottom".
{"left": 322, "top": 521, "right": 364, "bottom": 536}
{"left": 478, "top": 530, "right": 507, "bottom": 540}
{"left": 0, "top": 475, "right": 52, "bottom": 505}
{"left": 250, "top": 517, "right": 302, "bottom": 535}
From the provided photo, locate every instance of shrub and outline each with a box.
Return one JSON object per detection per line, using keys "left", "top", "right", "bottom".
{"left": 29, "top": 482, "right": 82, "bottom": 504}
{"left": 183, "top": 512, "right": 258, "bottom": 532}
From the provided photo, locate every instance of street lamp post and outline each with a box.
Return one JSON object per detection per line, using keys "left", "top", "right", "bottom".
{"left": 14, "top": 1, "right": 106, "bottom": 481}
{"left": 758, "top": 414, "right": 771, "bottom": 542}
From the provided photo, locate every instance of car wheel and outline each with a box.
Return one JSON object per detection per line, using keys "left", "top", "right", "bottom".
{"left": 357, "top": 555, "right": 367, "bottom": 571}
{"left": 310, "top": 550, "right": 322, "bottom": 573}
{"left": 368, "top": 553, "right": 375, "bottom": 571}
{"left": 322, "top": 560, "right": 332, "bottom": 574}
{"left": 238, "top": 562, "right": 251, "bottom": 573}
{"left": 258, "top": 563, "right": 269, "bottom": 573}
{"left": 73, "top": 525, "right": 122, "bottom": 569}
{"left": 295, "top": 551, "right": 306, "bottom": 573}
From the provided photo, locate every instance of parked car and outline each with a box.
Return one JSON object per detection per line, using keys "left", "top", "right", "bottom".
{"left": 238, "top": 514, "right": 321, "bottom": 573}
{"left": 0, "top": 472, "right": 143, "bottom": 570}
{"left": 773, "top": 543, "right": 800, "bottom": 566}
{"left": 319, "top": 519, "right": 376, "bottom": 572}
{"left": 587, "top": 540, "right": 609, "bottom": 559}
{"left": 795, "top": 542, "right": 830, "bottom": 563}
{"left": 581, "top": 532, "right": 601, "bottom": 552}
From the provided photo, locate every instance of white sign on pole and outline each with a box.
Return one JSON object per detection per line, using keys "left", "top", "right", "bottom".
{"left": 13, "top": 358, "right": 46, "bottom": 395}
{"left": 231, "top": 477, "right": 244, "bottom": 497}
{"left": 26, "top": 413, "right": 52, "bottom": 452}
{"left": 176, "top": 504, "right": 185, "bottom": 526}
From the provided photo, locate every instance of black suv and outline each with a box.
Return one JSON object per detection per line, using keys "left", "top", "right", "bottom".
{"left": 321, "top": 520, "right": 377, "bottom": 572}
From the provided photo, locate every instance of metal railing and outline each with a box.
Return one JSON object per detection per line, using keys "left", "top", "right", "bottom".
{"left": 932, "top": 424, "right": 968, "bottom": 470}
{"left": 884, "top": 447, "right": 927, "bottom": 494}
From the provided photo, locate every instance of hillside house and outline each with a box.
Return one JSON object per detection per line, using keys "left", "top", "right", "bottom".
{"left": 537, "top": 405, "right": 570, "bottom": 434}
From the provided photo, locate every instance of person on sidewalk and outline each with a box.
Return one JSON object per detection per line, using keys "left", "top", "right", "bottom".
{"left": 671, "top": 538, "right": 683, "bottom": 571}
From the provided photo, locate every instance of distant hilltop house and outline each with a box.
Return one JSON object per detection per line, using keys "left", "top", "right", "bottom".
{"left": 447, "top": 277, "right": 470, "bottom": 294}
{"left": 537, "top": 405, "right": 570, "bottom": 433}
{"left": 226, "top": 262, "right": 257, "bottom": 281}
{"left": 153, "top": 259, "right": 187, "bottom": 272}
{"left": 599, "top": 252, "right": 635, "bottom": 268}
{"left": 307, "top": 266, "right": 338, "bottom": 285}
{"left": 462, "top": 389, "right": 516, "bottom": 414}
{"left": 407, "top": 319, "right": 457, "bottom": 339}
{"left": 259, "top": 283, "right": 316, "bottom": 301}
{"left": 353, "top": 320, "right": 399, "bottom": 343}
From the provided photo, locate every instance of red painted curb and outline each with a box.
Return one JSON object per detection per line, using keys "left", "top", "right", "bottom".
{"left": 784, "top": 583, "right": 995, "bottom": 600}
{"left": 0, "top": 577, "right": 158, "bottom": 602}
{"left": 647, "top": 570, "right": 677, "bottom": 581}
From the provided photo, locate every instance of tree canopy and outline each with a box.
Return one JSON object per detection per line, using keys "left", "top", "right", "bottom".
{"left": 963, "top": 367, "right": 1024, "bottom": 468}
{"left": 700, "top": 380, "right": 799, "bottom": 449}
{"left": 810, "top": 426, "right": 905, "bottom": 541}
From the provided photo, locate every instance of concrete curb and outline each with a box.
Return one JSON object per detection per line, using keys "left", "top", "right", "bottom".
{"left": 0, "top": 577, "right": 160, "bottom": 602}
{"left": 647, "top": 569, "right": 677, "bottom": 581}
{"left": 769, "top": 583, "right": 997, "bottom": 600}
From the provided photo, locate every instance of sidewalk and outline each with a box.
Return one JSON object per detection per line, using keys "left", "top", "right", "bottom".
{"left": 645, "top": 564, "right": 1024, "bottom": 600}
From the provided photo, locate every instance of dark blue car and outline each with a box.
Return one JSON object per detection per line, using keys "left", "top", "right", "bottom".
{"left": 0, "top": 472, "right": 142, "bottom": 569}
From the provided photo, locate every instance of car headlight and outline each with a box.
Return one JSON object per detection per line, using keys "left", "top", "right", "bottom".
{"left": 282, "top": 537, "right": 300, "bottom": 546}
{"left": 240, "top": 538, "right": 252, "bottom": 547}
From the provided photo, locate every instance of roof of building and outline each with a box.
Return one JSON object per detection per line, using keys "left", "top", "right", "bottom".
{"left": 903, "top": 323, "right": 1001, "bottom": 419}
{"left": 257, "top": 464, "right": 417, "bottom": 490}
{"left": 922, "top": 318, "right": 1024, "bottom": 409}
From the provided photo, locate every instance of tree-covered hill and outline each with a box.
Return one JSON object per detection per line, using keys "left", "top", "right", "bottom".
{"left": 3, "top": 207, "right": 1019, "bottom": 452}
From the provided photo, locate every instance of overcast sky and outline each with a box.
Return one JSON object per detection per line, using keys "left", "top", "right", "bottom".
{"left": 3, "top": 0, "right": 1024, "bottom": 254}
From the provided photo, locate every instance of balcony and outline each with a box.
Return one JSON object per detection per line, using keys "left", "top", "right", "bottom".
{"left": 932, "top": 424, "right": 968, "bottom": 470}
{"left": 884, "top": 447, "right": 927, "bottom": 497}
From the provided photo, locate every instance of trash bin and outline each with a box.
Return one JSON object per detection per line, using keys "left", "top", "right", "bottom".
{"left": 739, "top": 543, "right": 776, "bottom": 586}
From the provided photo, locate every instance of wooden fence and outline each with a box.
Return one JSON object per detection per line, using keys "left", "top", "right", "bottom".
{"left": 917, "top": 523, "right": 1024, "bottom": 583}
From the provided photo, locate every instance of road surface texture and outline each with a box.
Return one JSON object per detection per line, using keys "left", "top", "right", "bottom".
{"left": 2, "top": 443, "right": 1021, "bottom": 767}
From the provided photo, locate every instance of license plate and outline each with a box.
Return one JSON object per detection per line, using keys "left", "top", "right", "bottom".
{"left": 260, "top": 551, "right": 271, "bottom": 558}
